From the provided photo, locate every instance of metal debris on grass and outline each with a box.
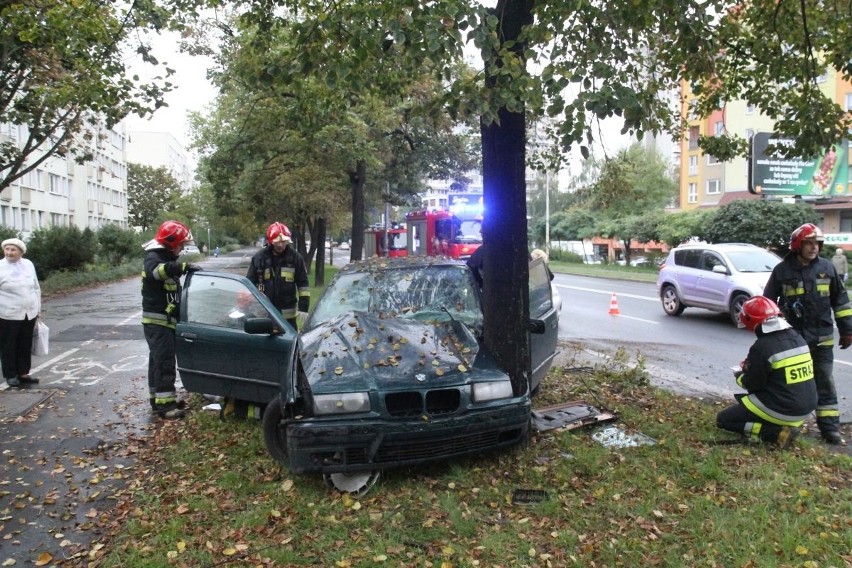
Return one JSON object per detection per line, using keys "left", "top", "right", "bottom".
{"left": 591, "top": 424, "right": 656, "bottom": 448}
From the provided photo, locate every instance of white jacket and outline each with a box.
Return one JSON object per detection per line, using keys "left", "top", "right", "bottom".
{"left": 0, "top": 258, "right": 41, "bottom": 320}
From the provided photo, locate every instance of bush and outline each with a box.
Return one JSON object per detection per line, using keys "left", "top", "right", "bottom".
{"left": 550, "top": 249, "right": 585, "bottom": 263}
{"left": 0, "top": 226, "right": 20, "bottom": 242}
{"left": 97, "top": 224, "right": 140, "bottom": 265}
{"left": 26, "top": 226, "right": 97, "bottom": 279}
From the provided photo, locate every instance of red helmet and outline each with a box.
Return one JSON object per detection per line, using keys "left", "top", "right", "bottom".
{"left": 789, "top": 223, "right": 824, "bottom": 252}
{"left": 738, "top": 296, "right": 781, "bottom": 332}
{"left": 266, "top": 222, "right": 292, "bottom": 245}
{"left": 155, "top": 220, "right": 192, "bottom": 252}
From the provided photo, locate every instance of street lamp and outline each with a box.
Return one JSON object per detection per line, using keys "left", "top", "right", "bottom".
{"left": 207, "top": 226, "right": 211, "bottom": 258}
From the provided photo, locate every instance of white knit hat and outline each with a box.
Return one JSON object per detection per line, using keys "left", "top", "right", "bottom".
{"left": 2, "top": 238, "right": 26, "bottom": 255}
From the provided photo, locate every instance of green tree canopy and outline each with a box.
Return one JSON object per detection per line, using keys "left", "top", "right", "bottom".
{"left": 702, "top": 200, "right": 819, "bottom": 251}
{"left": 0, "top": 1, "right": 175, "bottom": 190}
{"left": 127, "top": 164, "right": 184, "bottom": 232}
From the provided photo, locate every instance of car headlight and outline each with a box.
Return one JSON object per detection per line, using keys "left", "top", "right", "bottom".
{"left": 313, "top": 392, "right": 371, "bottom": 415}
{"left": 472, "top": 380, "right": 514, "bottom": 402}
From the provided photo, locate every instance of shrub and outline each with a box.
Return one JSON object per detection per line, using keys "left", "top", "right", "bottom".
{"left": 550, "top": 249, "right": 585, "bottom": 263}
{"left": 97, "top": 224, "right": 141, "bottom": 264}
{"left": 0, "top": 226, "right": 20, "bottom": 242}
{"left": 26, "top": 226, "right": 97, "bottom": 279}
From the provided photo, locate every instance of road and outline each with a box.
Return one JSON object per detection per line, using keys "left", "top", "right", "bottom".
{"left": 553, "top": 272, "right": 852, "bottom": 423}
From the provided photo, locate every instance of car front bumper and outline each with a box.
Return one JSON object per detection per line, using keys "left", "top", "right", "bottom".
{"left": 285, "top": 400, "right": 532, "bottom": 474}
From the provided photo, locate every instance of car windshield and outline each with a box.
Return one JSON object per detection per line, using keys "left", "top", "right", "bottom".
{"left": 726, "top": 249, "right": 781, "bottom": 272}
{"left": 307, "top": 265, "right": 483, "bottom": 332}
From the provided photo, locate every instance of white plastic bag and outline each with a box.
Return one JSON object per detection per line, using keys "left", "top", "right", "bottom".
{"left": 32, "top": 320, "right": 49, "bottom": 356}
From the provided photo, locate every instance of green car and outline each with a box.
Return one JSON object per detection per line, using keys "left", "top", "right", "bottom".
{"left": 176, "top": 256, "right": 559, "bottom": 494}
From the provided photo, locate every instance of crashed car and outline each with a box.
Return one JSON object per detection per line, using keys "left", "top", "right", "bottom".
{"left": 176, "top": 256, "right": 558, "bottom": 493}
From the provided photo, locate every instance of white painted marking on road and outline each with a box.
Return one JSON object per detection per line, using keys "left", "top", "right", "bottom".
{"left": 835, "top": 359, "right": 852, "bottom": 367}
{"left": 120, "top": 311, "right": 142, "bottom": 326}
{"left": 31, "top": 348, "right": 79, "bottom": 373}
{"left": 613, "top": 314, "right": 659, "bottom": 324}
{"left": 555, "top": 283, "right": 658, "bottom": 302}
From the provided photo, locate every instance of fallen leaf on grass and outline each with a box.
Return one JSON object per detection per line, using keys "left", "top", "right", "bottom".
{"left": 34, "top": 552, "right": 52, "bottom": 566}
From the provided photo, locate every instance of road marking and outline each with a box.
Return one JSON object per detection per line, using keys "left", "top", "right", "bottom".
{"left": 555, "top": 283, "right": 658, "bottom": 302}
{"left": 120, "top": 311, "right": 142, "bottom": 326}
{"left": 835, "top": 359, "right": 852, "bottom": 367}
{"left": 613, "top": 314, "right": 659, "bottom": 324}
{"left": 31, "top": 348, "right": 79, "bottom": 373}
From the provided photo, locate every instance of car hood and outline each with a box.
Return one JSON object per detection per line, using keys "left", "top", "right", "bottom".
{"left": 733, "top": 271, "right": 772, "bottom": 294}
{"left": 299, "top": 312, "right": 491, "bottom": 393}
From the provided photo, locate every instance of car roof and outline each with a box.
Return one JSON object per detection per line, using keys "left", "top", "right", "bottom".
{"left": 671, "top": 243, "right": 765, "bottom": 251}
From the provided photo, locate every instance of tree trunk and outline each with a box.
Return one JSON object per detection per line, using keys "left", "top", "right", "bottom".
{"left": 349, "top": 159, "right": 367, "bottom": 261}
{"left": 480, "top": 0, "right": 534, "bottom": 397}
{"left": 313, "top": 216, "right": 327, "bottom": 286}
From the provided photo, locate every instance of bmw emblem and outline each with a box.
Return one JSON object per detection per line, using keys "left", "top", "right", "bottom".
{"left": 415, "top": 373, "right": 426, "bottom": 382}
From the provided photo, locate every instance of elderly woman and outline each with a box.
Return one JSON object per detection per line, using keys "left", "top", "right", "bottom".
{"left": 0, "top": 238, "right": 41, "bottom": 388}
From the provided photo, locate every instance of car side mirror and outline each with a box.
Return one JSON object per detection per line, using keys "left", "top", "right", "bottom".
{"left": 243, "top": 317, "right": 279, "bottom": 335}
{"left": 712, "top": 265, "right": 728, "bottom": 274}
{"left": 528, "top": 319, "right": 546, "bottom": 334}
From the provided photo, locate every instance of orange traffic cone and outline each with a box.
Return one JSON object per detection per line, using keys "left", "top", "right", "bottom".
{"left": 608, "top": 293, "right": 620, "bottom": 315}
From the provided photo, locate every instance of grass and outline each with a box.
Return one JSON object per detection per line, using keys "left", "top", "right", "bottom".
{"left": 548, "top": 260, "right": 660, "bottom": 283}
{"left": 85, "top": 348, "right": 851, "bottom": 568}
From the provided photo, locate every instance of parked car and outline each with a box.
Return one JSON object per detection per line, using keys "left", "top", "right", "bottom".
{"left": 182, "top": 244, "right": 200, "bottom": 255}
{"left": 338, "top": 241, "right": 350, "bottom": 250}
{"left": 175, "top": 256, "right": 559, "bottom": 494}
{"left": 656, "top": 243, "right": 781, "bottom": 325}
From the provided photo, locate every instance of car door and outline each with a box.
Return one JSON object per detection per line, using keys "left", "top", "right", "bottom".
{"left": 693, "top": 251, "right": 730, "bottom": 309}
{"left": 528, "top": 257, "right": 559, "bottom": 391}
{"left": 175, "top": 272, "right": 298, "bottom": 404}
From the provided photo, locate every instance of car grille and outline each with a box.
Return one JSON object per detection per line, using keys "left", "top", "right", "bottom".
{"left": 385, "top": 389, "right": 461, "bottom": 417}
{"left": 375, "top": 429, "right": 522, "bottom": 462}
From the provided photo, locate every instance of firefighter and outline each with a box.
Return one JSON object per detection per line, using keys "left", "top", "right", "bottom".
{"left": 141, "top": 220, "right": 201, "bottom": 419}
{"left": 247, "top": 222, "right": 310, "bottom": 331}
{"left": 764, "top": 223, "right": 851, "bottom": 444}
{"left": 717, "top": 296, "right": 817, "bottom": 448}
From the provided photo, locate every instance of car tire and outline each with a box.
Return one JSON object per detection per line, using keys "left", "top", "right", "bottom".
{"left": 729, "top": 293, "right": 749, "bottom": 327}
{"left": 660, "top": 285, "right": 685, "bottom": 316}
{"left": 262, "top": 397, "right": 288, "bottom": 465}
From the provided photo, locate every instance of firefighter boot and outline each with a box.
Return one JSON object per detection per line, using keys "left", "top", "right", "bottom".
{"left": 775, "top": 426, "right": 801, "bottom": 450}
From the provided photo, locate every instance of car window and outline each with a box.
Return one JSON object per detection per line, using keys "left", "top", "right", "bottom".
{"left": 529, "top": 258, "right": 553, "bottom": 317}
{"left": 674, "top": 249, "right": 703, "bottom": 268}
{"left": 185, "top": 275, "right": 271, "bottom": 329}
{"left": 701, "top": 253, "right": 725, "bottom": 272}
{"left": 307, "top": 265, "right": 483, "bottom": 331}
{"left": 725, "top": 249, "right": 781, "bottom": 272}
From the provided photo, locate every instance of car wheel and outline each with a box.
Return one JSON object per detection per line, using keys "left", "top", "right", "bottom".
{"left": 323, "top": 470, "right": 381, "bottom": 497}
{"left": 729, "top": 293, "right": 749, "bottom": 327}
{"left": 262, "top": 397, "right": 288, "bottom": 465}
{"left": 660, "top": 285, "right": 685, "bottom": 316}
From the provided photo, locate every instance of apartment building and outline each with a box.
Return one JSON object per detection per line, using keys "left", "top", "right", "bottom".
{"left": 0, "top": 121, "right": 129, "bottom": 239}
{"left": 678, "top": 69, "right": 852, "bottom": 235}
{"left": 126, "top": 131, "right": 193, "bottom": 193}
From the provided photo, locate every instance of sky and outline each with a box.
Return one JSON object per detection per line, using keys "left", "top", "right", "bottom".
{"left": 124, "top": 32, "right": 218, "bottom": 154}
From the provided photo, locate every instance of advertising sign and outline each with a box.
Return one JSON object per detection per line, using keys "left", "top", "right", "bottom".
{"left": 447, "top": 193, "right": 484, "bottom": 217}
{"left": 750, "top": 132, "right": 849, "bottom": 197}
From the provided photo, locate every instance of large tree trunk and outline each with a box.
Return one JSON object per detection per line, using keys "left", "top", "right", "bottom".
{"left": 480, "top": 0, "right": 534, "bottom": 397}
{"left": 349, "top": 159, "right": 367, "bottom": 261}
{"left": 313, "top": 216, "right": 327, "bottom": 286}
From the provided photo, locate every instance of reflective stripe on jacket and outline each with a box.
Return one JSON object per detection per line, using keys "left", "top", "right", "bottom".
{"left": 246, "top": 245, "right": 310, "bottom": 314}
{"left": 763, "top": 255, "right": 852, "bottom": 345}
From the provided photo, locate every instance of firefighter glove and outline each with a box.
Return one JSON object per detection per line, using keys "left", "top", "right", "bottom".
{"left": 840, "top": 335, "right": 852, "bottom": 349}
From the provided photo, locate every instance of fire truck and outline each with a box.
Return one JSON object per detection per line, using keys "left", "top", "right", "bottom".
{"left": 364, "top": 225, "right": 408, "bottom": 258}
{"left": 405, "top": 209, "right": 482, "bottom": 260}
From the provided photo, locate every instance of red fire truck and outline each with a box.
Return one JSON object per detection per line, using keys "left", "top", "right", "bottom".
{"left": 405, "top": 209, "right": 482, "bottom": 260}
{"left": 364, "top": 225, "right": 408, "bottom": 258}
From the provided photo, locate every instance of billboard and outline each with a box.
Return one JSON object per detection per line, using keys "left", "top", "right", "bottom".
{"left": 447, "top": 193, "right": 484, "bottom": 218}
{"left": 749, "top": 132, "right": 849, "bottom": 197}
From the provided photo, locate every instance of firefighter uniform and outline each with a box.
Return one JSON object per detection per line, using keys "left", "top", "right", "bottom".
{"left": 717, "top": 325, "right": 817, "bottom": 444}
{"left": 764, "top": 253, "right": 852, "bottom": 441}
{"left": 247, "top": 245, "right": 310, "bottom": 330}
{"left": 142, "top": 245, "right": 193, "bottom": 417}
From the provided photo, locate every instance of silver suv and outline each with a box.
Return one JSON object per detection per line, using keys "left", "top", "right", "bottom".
{"left": 656, "top": 243, "right": 782, "bottom": 325}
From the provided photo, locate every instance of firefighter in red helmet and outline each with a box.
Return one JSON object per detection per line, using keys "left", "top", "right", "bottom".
{"left": 247, "top": 222, "right": 310, "bottom": 331}
{"left": 763, "top": 223, "right": 851, "bottom": 444}
{"left": 717, "top": 296, "right": 817, "bottom": 448}
{"left": 141, "top": 220, "right": 201, "bottom": 419}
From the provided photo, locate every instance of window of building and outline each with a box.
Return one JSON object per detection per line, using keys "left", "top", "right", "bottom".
{"left": 0, "top": 205, "right": 9, "bottom": 226}
{"left": 707, "top": 154, "right": 720, "bottom": 165}
{"left": 745, "top": 128, "right": 755, "bottom": 141}
{"left": 840, "top": 211, "right": 852, "bottom": 232}
{"left": 746, "top": 104, "right": 755, "bottom": 114}
{"left": 706, "top": 179, "right": 721, "bottom": 194}
{"left": 19, "top": 208, "right": 29, "bottom": 231}
{"left": 714, "top": 121, "right": 725, "bottom": 136}
{"left": 846, "top": 93, "right": 852, "bottom": 111}
{"left": 22, "top": 169, "right": 42, "bottom": 190}
{"left": 688, "top": 183, "right": 698, "bottom": 203}
{"left": 688, "top": 156, "right": 698, "bottom": 175}
{"left": 816, "top": 69, "right": 828, "bottom": 83}
{"left": 688, "top": 126, "right": 700, "bottom": 150}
